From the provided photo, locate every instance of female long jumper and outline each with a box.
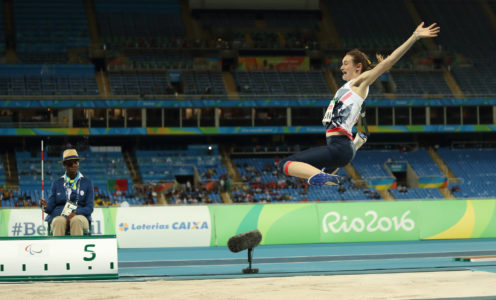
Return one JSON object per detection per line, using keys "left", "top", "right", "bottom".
{"left": 279, "top": 22, "right": 440, "bottom": 186}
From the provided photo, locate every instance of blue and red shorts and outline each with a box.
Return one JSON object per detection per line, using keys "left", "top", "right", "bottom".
{"left": 279, "top": 135, "right": 355, "bottom": 175}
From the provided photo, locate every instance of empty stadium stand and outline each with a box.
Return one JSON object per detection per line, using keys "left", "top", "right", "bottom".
{"left": 198, "top": 11, "right": 255, "bottom": 29}
{"left": 78, "top": 150, "right": 133, "bottom": 193}
{"left": 17, "top": 53, "right": 71, "bottom": 64}
{"left": 0, "top": 65, "right": 98, "bottom": 95}
{"left": 389, "top": 187, "right": 444, "bottom": 200}
{"left": 16, "top": 151, "right": 59, "bottom": 194}
{"left": 350, "top": 150, "right": 394, "bottom": 179}
{"left": 108, "top": 70, "right": 225, "bottom": 96}
{"left": 451, "top": 64, "right": 496, "bottom": 96}
{"left": 0, "top": 3, "right": 5, "bottom": 53}
{"left": 13, "top": 0, "right": 90, "bottom": 53}
{"left": 352, "top": 148, "right": 444, "bottom": 179}
{"left": 437, "top": 147, "right": 496, "bottom": 198}
{"left": 264, "top": 11, "right": 320, "bottom": 30}
{"left": 125, "top": 53, "right": 194, "bottom": 70}
{"left": 15, "top": 150, "right": 132, "bottom": 193}
{"left": 0, "top": 159, "right": 6, "bottom": 188}
{"left": 95, "top": 0, "right": 184, "bottom": 48}
{"left": 135, "top": 145, "right": 225, "bottom": 203}
{"left": 327, "top": 0, "right": 415, "bottom": 50}
{"left": 183, "top": 71, "right": 226, "bottom": 95}
{"left": 108, "top": 71, "right": 171, "bottom": 95}
{"left": 413, "top": 0, "right": 496, "bottom": 55}
{"left": 413, "top": 0, "right": 496, "bottom": 94}
{"left": 196, "top": 10, "right": 320, "bottom": 49}
{"left": 391, "top": 71, "right": 453, "bottom": 97}
{"left": 234, "top": 71, "right": 331, "bottom": 97}
{"left": 9, "top": 148, "right": 138, "bottom": 208}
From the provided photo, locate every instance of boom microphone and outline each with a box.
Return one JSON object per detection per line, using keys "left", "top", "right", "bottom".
{"left": 227, "top": 229, "right": 262, "bottom": 253}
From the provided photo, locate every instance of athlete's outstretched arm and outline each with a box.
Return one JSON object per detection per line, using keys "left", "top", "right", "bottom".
{"left": 353, "top": 22, "right": 440, "bottom": 89}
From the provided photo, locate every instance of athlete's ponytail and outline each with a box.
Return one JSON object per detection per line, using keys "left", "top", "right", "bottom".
{"left": 346, "top": 49, "right": 384, "bottom": 73}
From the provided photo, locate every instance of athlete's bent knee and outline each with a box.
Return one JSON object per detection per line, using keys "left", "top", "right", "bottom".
{"left": 278, "top": 160, "right": 294, "bottom": 175}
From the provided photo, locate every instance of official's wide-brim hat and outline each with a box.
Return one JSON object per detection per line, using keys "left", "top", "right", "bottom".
{"left": 60, "top": 149, "right": 84, "bottom": 163}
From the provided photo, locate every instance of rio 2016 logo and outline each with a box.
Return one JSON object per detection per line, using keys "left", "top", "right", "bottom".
{"left": 322, "top": 210, "right": 415, "bottom": 233}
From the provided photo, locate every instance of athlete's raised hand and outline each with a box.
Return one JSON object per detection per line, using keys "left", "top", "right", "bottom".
{"left": 415, "top": 22, "right": 440, "bottom": 39}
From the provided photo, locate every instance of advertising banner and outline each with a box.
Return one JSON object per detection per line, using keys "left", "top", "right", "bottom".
{"left": 420, "top": 200, "right": 496, "bottom": 239}
{"left": 418, "top": 177, "right": 447, "bottom": 188}
{"left": 2, "top": 125, "right": 496, "bottom": 136}
{"left": 318, "top": 201, "right": 420, "bottom": 242}
{"left": 325, "top": 56, "right": 340, "bottom": 67}
{"left": 237, "top": 57, "right": 309, "bottom": 71}
{"left": 115, "top": 206, "right": 211, "bottom": 248}
{"left": 212, "top": 203, "right": 320, "bottom": 246}
{"left": 366, "top": 177, "right": 396, "bottom": 190}
{"left": 1, "top": 200, "right": 496, "bottom": 248}
{"left": 193, "top": 57, "right": 222, "bottom": 70}
{"left": 3, "top": 99, "right": 496, "bottom": 110}
{"left": 5, "top": 208, "right": 105, "bottom": 237}
{"left": 0, "top": 209, "right": 10, "bottom": 236}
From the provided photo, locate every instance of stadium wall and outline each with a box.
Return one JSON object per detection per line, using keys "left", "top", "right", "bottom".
{"left": 1, "top": 200, "right": 495, "bottom": 248}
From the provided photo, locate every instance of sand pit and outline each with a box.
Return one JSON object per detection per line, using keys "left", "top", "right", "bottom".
{"left": 2, "top": 270, "right": 496, "bottom": 300}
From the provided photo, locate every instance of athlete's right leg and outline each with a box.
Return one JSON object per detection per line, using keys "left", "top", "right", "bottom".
{"left": 279, "top": 146, "right": 341, "bottom": 186}
{"left": 353, "top": 132, "right": 367, "bottom": 151}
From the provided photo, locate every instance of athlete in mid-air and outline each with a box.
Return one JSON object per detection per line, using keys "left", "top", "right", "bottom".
{"left": 279, "top": 22, "right": 440, "bottom": 185}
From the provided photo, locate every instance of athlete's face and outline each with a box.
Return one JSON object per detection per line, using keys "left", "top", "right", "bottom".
{"left": 340, "top": 55, "right": 362, "bottom": 82}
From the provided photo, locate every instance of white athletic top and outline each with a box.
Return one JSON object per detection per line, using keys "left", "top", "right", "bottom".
{"left": 322, "top": 80, "right": 368, "bottom": 140}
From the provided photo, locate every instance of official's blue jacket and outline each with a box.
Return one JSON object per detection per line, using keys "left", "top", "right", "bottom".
{"left": 44, "top": 174, "right": 94, "bottom": 223}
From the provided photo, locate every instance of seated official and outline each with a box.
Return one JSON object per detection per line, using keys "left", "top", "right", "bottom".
{"left": 40, "top": 149, "right": 94, "bottom": 236}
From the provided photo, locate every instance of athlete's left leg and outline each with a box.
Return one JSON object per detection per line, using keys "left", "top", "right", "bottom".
{"left": 279, "top": 141, "right": 352, "bottom": 186}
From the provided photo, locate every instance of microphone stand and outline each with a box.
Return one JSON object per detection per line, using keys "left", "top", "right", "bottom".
{"left": 242, "top": 248, "right": 259, "bottom": 274}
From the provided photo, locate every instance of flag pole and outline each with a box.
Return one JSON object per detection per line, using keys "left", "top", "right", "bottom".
{"left": 41, "top": 140, "right": 44, "bottom": 222}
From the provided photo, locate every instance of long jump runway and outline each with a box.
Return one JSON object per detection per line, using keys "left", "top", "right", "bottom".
{"left": 118, "top": 238, "right": 496, "bottom": 281}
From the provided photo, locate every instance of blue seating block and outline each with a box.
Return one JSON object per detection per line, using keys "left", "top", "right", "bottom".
{"left": 437, "top": 148, "right": 496, "bottom": 198}
{"left": 0, "top": 65, "right": 98, "bottom": 95}
{"left": 13, "top": 0, "right": 90, "bottom": 52}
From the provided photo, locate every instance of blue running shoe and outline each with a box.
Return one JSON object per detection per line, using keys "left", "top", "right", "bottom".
{"left": 308, "top": 172, "right": 341, "bottom": 186}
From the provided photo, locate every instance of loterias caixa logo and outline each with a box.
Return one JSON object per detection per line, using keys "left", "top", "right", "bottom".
{"left": 119, "top": 221, "right": 208, "bottom": 232}
{"left": 119, "top": 222, "right": 129, "bottom": 232}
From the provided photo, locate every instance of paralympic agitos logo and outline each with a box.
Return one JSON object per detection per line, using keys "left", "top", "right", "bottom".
{"left": 25, "top": 244, "right": 43, "bottom": 255}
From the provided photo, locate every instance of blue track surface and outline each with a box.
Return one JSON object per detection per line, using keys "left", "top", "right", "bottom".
{"left": 117, "top": 239, "right": 496, "bottom": 281}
